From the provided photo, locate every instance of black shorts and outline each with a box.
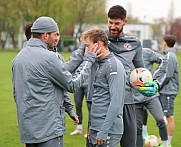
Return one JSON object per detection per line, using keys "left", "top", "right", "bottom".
{"left": 159, "top": 94, "right": 175, "bottom": 116}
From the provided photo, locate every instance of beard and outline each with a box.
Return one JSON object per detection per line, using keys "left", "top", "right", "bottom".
{"left": 47, "top": 39, "right": 57, "bottom": 51}
{"left": 109, "top": 27, "right": 123, "bottom": 38}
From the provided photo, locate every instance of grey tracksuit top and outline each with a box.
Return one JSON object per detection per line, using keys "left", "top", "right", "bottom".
{"left": 90, "top": 53, "right": 125, "bottom": 140}
{"left": 153, "top": 48, "right": 179, "bottom": 96}
{"left": 23, "top": 42, "right": 77, "bottom": 118}
{"left": 105, "top": 30, "right": 144, "bottom": 104}
{"left": 12, "top": 38, "right": 97, "bottom": 143}
{"left": 134, "top": 48, "right": 166, "bottom": 103}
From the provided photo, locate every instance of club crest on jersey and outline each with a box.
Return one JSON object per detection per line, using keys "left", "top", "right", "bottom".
{"left": 124, "top": 42, "right": 132, "bottom": 50}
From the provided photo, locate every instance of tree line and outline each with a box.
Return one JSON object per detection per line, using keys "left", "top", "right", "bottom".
{"left": 0, "top": 0, "right": 107, "bottom": 49}
{"left": 1, "top": 0, "right": 181, "bottom": 50}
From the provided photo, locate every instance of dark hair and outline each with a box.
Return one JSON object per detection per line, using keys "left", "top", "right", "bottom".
{"left": 31, "top": 33, "right": 43, "bottom": 39}
{"left": 32, "top": 32, "right": 51, "bottom": 39}
{"left": 24, "top": 20, "right": 34, "bottom": 40}
{"left": 108, "top": 5, "right": 127, "bottom": 20}
{"left": 83, "top": 29, "right": 108, "bottom": 47}
{"left": 163, "top": 35, "right": 177, "bottom": 47}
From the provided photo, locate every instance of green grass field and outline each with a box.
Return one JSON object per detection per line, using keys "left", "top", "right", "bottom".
{"left": 0, "top": 50, "right": 181, "bottom": 147}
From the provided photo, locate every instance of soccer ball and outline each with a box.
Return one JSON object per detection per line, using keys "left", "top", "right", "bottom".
{"left": 145, "top": 135, "right": 160, "bottom": 147}
{"left": 129, "top": 67, "right": 153, "bottom": 90}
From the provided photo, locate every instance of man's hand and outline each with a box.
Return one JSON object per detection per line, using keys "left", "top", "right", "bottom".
{"left": 85, "top": 43, "right": 103, "bottom": 58}
{"left": 95, "top": 131, "right": 108, "bottom": 145}
{"left": 95, "top": 138, "right": 107, "bottom": 145}
{"left": 70, "top": 113, "right": 79, "bottom": 124}
{"left": 139, "top": 80, "right": 159, "bottom": 97}
{"left": 87, "top": 129, "right": 90, "bottom": 140}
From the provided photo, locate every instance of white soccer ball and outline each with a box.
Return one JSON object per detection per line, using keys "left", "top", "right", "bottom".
{"left": 129, "top": 67, "right": 153, "bottom": 90}
{"left": 145, "top": 135, "right": 160, "bottom": 147}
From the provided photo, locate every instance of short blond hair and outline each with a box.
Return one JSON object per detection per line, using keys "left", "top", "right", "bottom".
{"left": 83, "top": 29, "right": 108, "bottom": 47}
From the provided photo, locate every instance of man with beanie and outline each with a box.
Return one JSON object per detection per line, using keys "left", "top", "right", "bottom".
{"left": 12, "top": 16, "right": 101, "bottom": 147}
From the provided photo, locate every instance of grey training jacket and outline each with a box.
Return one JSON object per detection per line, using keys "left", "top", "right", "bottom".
{"left": 12, "top": 38, "right": 97, "bottom": 143}
{"left": 105, "top": 30, "right": 145, "bottom": 104}
{"left": 153, "top": 48, "right": 179, "bottom": 96}
{"left": 90, "top": 53, "right": 125, "bottom": 141}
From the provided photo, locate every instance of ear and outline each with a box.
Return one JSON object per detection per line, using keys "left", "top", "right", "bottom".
{"left": 41, "top": 33, "right": 48, "bottom": 42}
{"left": 97, "top": 40, "right": 103, "bottom": 47}
{"left": 123, "top": 18, "right": 128, "bottom": 26}
{"left": 45, "top": 33, "right": 49, "bottom": 39}
{"left": 162, "top": 41, "right": 167, "bottom": 49}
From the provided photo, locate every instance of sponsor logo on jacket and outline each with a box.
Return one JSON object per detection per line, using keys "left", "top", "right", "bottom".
{"left": 124, "top": 42, "right": 132, "bottom": 50}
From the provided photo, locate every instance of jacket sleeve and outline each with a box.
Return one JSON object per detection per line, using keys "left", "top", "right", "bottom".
{"left": 133, "top": 45, "right": 145, "bottom": 68}
{"left": 153, "top": 53, "right": 174, "bottom": 88}
{"left": 63, "top": 90, "right": 74, "bottom": 116}
{"left": 63, "top": 44, "right": 85, "bottom": 73}
{"left": 47, "top": 52, "right": 97, "bottom": 93}
{"left": 149, "top": 50, "right": 163, "bottom": 64}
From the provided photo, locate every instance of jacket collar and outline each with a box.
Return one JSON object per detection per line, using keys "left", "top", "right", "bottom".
{"left": 99, "top": 52, "right": 114, "bottom": 63}
{"left": 163, "top": 48, "right": 174, "bottom": 54}
{"left": 28, "top": 38, "right": 49, "bottom": 50}
{"left": 105, "top": 30, "right": 138, "bottom": 42}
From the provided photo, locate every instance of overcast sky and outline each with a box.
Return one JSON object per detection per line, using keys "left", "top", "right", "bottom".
{"left": 106, "top": 0, "right": 181, "bottom": 23}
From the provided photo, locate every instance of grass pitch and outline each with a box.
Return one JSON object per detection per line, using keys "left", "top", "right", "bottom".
{"left": 0, "top": 50, "right": 181, "bottom": 147}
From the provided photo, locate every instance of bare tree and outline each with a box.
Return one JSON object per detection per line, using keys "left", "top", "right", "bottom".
{"left": 0, "top": 0, "right": 106, "bottom": 49}
{"left": 68, "top": 0, "right": 106, "bottom": 40}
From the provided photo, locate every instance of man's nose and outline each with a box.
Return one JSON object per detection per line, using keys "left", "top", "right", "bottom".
{"left": 110, "top": 24, "right": 116, "bottom": 29}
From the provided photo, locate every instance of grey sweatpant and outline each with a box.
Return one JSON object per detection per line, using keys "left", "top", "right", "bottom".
{"left": 73, "top": 85, "right": 91, "bottom": 125}
{"left": 25, "top": 136, "right": 63, "bottom": 147}
{"left": 135, "top": 97, "right": 168, "bottom": 147}
{"left": 89, "top": 129, "right": 122, "bottom": 147}
{"left": 120, "top": 104, "right": 137, "bottom": 147}
{"left": 74, "top": 86, "right": 92, "bottom": 147}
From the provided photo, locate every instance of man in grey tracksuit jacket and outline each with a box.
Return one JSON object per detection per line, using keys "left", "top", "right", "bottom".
{"left": 12, "top": 38, "right": 97, "bottom": 143}
{"left": 82, "top": 29, "right": 125, "bottom": 147}
{"left": 134, "top": 48, "right": 168, "bottom": 147}
{"left": 86, "top": 5, "right": 158, "bottom": 147}
{"left": 154, "top": 49, "right": 179, "bottom": 97}
{"left": 90, "top": 53, "right": 125, "bottom": 147}
{"left": 12, "top": 16, "right": 99, "bottom": 146}
{"left": 153, "top": 36, "right": 179, "bottom": 146}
